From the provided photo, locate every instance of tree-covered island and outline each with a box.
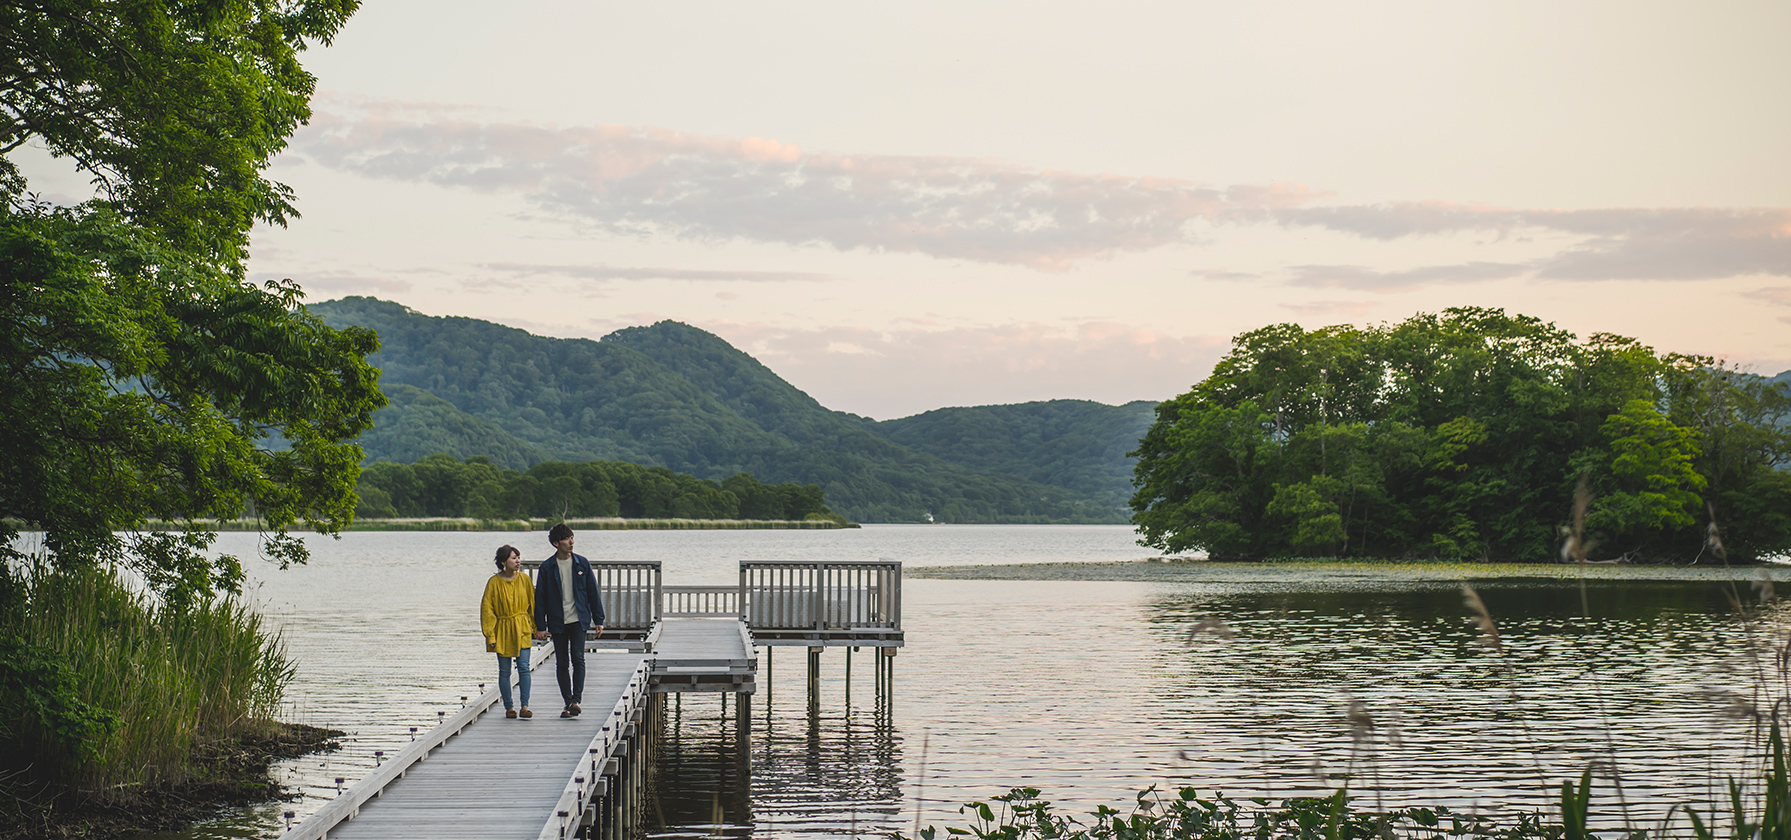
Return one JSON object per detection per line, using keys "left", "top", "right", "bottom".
{"left": 1131, "top": 309, "right": 1791, "bottom": 562}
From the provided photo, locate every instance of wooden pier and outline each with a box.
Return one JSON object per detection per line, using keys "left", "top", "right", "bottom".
{"left": 278, "top": 561, "right": 901, "bottom": 840}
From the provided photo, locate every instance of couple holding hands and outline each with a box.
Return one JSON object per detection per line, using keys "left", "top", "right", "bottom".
{"left": 478, "top": 523, "right": 608, "bottom": 720}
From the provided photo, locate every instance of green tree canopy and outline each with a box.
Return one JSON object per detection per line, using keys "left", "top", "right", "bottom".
{"left": 1131, "top": 308, "right": 1791, "bottom": 562}
{"left": 1, "top": 0, "right": 380, "bottom": 607}
{"left": 2, "top": 0, "right": 358, "bottom": 267}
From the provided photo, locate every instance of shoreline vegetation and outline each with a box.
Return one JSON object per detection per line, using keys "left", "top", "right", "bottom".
{"left": 0, "top": 722, "right": 343, "bottom": 840}
{"left": 908, "top": 557, "right": 1787, "bottom": 581}
{"left": 349, "top": 453, "right": 856, "bottom": 527}
{"left": 161, "top": 514, "right": 857, "bottom": 531}
{"left": 0, "top": 561, "right": 342, "bottom": 840}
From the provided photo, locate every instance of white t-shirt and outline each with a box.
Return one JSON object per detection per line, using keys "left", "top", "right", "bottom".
{"left": 557, "top": 554, "right": 578, "bottom": 627}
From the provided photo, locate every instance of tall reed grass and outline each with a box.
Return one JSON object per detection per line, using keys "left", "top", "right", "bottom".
{"left": 0, "top": 558, "right": 293, "bottom": 801}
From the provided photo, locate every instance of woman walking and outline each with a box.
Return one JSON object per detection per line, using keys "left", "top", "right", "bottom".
{"left": 481, "top": 545, "right": 545, "bottom": 718}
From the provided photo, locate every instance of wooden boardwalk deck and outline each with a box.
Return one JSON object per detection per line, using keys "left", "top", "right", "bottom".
{"left": 649, "top": 617, "right": 756, "bottom": 693}
{"left": 281, "top": 651, "right": 652, "bottom": 840}
{"left": 281, "top": 560, "right": 900, "bottom": 840}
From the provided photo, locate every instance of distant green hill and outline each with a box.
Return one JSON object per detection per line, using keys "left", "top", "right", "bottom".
{"left": 356, "top": 385, "right": 548, "bottom": 469}
{"left": 872, "top": 400, "right": 1157, "bottom": 508}
{"left": 311, "top": 297, "right": 1132, "bottom": 523}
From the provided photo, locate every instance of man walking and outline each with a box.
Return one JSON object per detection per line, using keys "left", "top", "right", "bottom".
{"left": 535, "top": 523, "right": 605, "bottom": 718}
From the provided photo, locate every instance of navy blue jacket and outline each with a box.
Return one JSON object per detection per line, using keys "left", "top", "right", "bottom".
{"left": 534, "top": 552, "right": 605, "bottom": 630}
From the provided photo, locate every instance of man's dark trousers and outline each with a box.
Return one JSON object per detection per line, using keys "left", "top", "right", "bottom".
{"left": 551, "top": 620, "right": 586, "bottom": 705}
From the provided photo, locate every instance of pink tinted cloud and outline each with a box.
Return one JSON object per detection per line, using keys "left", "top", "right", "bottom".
{"left": 1743, "top": 285, "right": 1791, "bottom": 307}
{"left": 1278, "top": 300, "right": 1380, "bottom": 319}
{"left": 292, "top": 108, "right": 1791, "bottom": 282}
{"left": 1285, "top": 261, "right": 1528, "bottom": 292}
{"left": 481, "top": 262, "right": 832, "bottom": 283}
{"left": 1274, "top": 203, "right": 1791, "bottom": 282}
{"left": 702, "top": 320, "right": 1228, "bottom": 419}
{"left": 292, "top": 109, "right": 1325, "bottom": 270}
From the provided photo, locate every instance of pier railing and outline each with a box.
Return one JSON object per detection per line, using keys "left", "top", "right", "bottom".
{"left": 663, "top": 585, "right": 740, "bottom": 616}
{"left": 523, "top": 560, "right": 664, "bottom": 650}
{"left": 522, "top": 559, "right": 903, "bottom": 648}
{"left": 591, "top": 562, "right": 663, "bottom": 629}
{"left": 741, "top": 560, "right": 903, "bottom": 646}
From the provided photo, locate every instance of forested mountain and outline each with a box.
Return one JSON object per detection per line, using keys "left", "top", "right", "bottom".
{"left": 356, "top": 385, "right": 549, "bottom": 468}
{"left": 310, "top": 297, "right": 1133, "bottom": 523}
{"left": 872, "top": 400, "right": 1157, "bottom": 507}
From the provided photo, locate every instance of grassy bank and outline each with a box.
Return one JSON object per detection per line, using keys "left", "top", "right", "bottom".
{"left": 0, "top": 560, "right": 333, "bottom": 837}
{"left": 120, "top": 514, "right": 859, "bottom": 532}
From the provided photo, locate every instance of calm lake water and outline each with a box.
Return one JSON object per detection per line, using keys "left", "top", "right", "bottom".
{"left": 121, "top": 525, "right": 1791, "bottom": 838}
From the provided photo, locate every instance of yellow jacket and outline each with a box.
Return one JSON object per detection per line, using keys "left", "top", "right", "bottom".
{"left": 481, "top": 573, "right": 535, "bottom": 657}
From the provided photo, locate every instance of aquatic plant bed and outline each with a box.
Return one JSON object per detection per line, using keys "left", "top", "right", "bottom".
{"left": 0, "top": 722, "right": 342, "bottom": 840}
{"left": 928, "top": 783, "right": 1719, "bottom": 840}
{"left": 908, "top": 559, "right": 1791, "bottom": 584}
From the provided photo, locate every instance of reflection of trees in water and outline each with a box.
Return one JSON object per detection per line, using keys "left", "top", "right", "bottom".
{"left": 647, "top": 651, "right": 904, "bottom": 838}
{"left": 1140, "top": 581, "right": 1763, "bottom": 823}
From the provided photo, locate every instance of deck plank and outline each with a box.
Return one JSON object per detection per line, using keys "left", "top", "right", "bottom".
{"left": 296, "top": 618, "right": 761, "bottom": 840}
{"left": 319, "top": 653, "right": 646, "bottom": 840}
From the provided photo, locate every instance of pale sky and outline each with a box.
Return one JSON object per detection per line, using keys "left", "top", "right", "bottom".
{"left": 26, "top": 1, "right": 1791, "bottom": 419}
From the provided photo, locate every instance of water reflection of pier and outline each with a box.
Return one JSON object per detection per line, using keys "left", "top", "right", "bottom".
{"left": 278, "top": 561, "right": 902, "bottom": 840}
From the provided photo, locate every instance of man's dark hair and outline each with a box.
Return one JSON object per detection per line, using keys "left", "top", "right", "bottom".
{"left": 493, "top": 545, "right": 519, "bottom": 569}
{"left": 548, "top": 523, "right": 573, "bottom": 544}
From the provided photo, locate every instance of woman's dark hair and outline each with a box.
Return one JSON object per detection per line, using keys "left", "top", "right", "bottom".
{"left": 494, "top": 545, "right": 519, "bottom": 569}
{"left": 548, "top": 523, "right": 573, "bottom": 544}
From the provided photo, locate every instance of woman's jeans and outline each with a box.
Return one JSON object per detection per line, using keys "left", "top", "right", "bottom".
{"left": 497, "top": 646, "right": 532, "bottom": 709}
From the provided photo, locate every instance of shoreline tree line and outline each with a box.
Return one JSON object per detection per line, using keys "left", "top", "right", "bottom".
{"left": 354, "top": 453, "right": 836, "bottom": 522}
{"left": 1131, "top": 308, "right": 1791, "bottom": 562}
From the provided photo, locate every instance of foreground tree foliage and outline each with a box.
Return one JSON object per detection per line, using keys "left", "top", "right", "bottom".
{"left": 1, "top": 0, "right": 371, "bottom": 826}
{"left": 1131, "top": 309, "right": 1791, "bottom": 562}
{"left": 0, "top": 0, "right": 379, "bottom": 605}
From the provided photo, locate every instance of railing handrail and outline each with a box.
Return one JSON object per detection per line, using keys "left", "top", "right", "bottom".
{"left": 738, "top": 560, "right": 902, "bottom": 631}
{"left": 739, "top": 560, "right": 903, "bottom": 569}
{"left": 519, "top": 559, "right": 662, "bottom": 569}
{"left": 662, "top": 584, "right": 739, "bottom": 618}
{"left": 521, "top": 560, "right": 664, "bottom": 628}
{"left": 275, "top": 643, "right": 553, "bottom": 840}
{"left": 532, "top": 659, "right": 652, "bottom": 840}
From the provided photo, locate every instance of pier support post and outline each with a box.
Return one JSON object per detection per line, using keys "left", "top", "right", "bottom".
{"left": 735, "top": 690, "right": 751, "bottom": 771}
{"left": 880, "top": 647, "right": 896, "bottom": 716}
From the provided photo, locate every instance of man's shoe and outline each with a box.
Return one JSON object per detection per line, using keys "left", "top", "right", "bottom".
{"left": 568, "top": 702, "right": 581, "bottom": 716}
{"left": 560, "top": 706, "right": 574, "bottom": 718}
{"left": 505, "top": 708, "right": 518, "bottom": 719}
{"left": 519, "top": 707, "right": 533, "bottom": 719}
